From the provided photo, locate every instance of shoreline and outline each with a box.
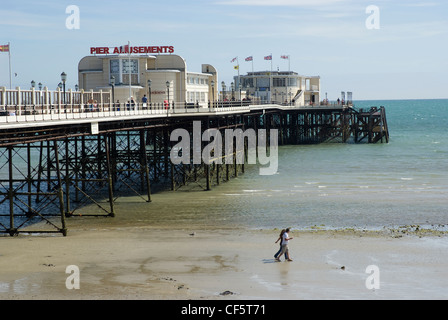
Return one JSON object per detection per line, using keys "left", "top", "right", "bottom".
{"left": 1, "top": 221, "right": 448, "bottom": 300}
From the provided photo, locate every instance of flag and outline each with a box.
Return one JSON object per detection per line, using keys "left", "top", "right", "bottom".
{"left": 0, "top": 44, "right": 10, "bottom": 52}
{"left": 2, "top": 43, "right": 12, "bottom": 89}
{"left": 234, "top": 65, "right": 239, "bottom": 70}
{"left": 120, "top": 44, "right": 129, "bottom": 53}
{"left": 230, "top": 57, "right": 237, "bottom": 63}
{"left": 280, "top": 55, "right": 289, "bottom": 59}
{"left": 245, "top": 56, "right": 253, "bottom": 62}
{"left": 264, "top": 55, "right": 272, "bottom": 60}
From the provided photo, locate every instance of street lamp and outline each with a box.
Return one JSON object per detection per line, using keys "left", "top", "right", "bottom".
{"left": 147, "top": 79, "right": 152, "bottom": 105}
{"left": 231, "top": 82, "right": 235, "bottom": 101}
{"left": 239, "top": 83, "right": 242, "bottom": 105}
{"left": 75, "top": 84, "right": 79, "bottom": 91}
{"left": 221, "top": 81, "right": 226, "bottom": 102}
{"left": 110, "top": 75, "right": 115, "bottom": 111}
{"left": 211, "top": 80, "right": 215, "bottom": 108}
{"left": 31, "top": 80, "right": 35, "bottom": 89}
{"left": 166, "top": 81, "right": 170, "bottom": 115}
{"left": 61, "top": 72, "right": 67, "bottom": 105}
{"left": 38, "top": 82, "right": 43, "bottom": 109}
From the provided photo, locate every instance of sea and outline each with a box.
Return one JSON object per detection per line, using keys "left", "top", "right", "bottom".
{"left": 121, "top": 99, "right": 448, "bottom": 232}
{"left": 136, "top": 100, "right": 448, "bottom": 230}
{"left": 1, "top": 99, "right": 447, "bottom": 232}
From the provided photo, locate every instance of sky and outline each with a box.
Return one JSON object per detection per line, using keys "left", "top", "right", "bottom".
{"left": 0, "top": 0, "right": 447, "bottom": 100}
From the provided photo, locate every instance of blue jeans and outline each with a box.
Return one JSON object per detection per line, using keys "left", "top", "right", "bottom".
{"left": 274, "top": 243, "right": 289, "bottom": 259}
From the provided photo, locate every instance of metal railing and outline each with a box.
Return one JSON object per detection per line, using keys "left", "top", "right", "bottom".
{"left": 1, "top": 87, "right": 348, "bottom": 125}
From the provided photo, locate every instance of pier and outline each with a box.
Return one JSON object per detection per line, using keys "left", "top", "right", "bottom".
{"left": 0, "top": 87, "right": 389, "bottom": 236}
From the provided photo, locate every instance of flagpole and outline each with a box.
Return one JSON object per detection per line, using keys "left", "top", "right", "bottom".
{"left": 288, "top": 55, "right": 291, "bottom": 105}
{"left": 237, "top": 57, "right": 240, "bottom": 95}
{"left": 8, "top": 42, "right": 12, "bottom": 89}
{"left": 270, "top": 53, "right": 272, "bottom": 103}
{"left": 128, "top": 41, "right": 131, "bottom": 104}
{"left": 287, "top": 55, "right": 290, "bottom": 105}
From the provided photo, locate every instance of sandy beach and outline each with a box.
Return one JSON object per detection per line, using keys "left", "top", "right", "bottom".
{"left": 1, "top": 209, "right": 448, "bottom": 300}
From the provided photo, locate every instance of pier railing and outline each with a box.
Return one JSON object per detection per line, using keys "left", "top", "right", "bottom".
{"left": 0, "top": 86, "right": 350, "bottom": 125}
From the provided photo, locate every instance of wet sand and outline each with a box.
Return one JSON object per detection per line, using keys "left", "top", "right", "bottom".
{"left": 1, "top": 220, "right": 448, "bottom": 300}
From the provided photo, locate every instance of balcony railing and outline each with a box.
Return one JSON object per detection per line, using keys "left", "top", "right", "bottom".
{"left": 0, "top": 87, "right": 349, "bottom": 125}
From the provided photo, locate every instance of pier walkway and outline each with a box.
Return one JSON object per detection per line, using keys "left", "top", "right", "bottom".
{"left": 0, "top": 86, "right": 343, "bottom": 128}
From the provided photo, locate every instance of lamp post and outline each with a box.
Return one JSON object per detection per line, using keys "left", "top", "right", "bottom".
{"left": 147, "top": 79, "right": 152, "bottom": 106}
{"left": 231, "top": 82, "right": 235, "bottom": 101}
{"left": 75, "top": 84, "right": 79, "bottom": 91}
{"left": 110, "top": 75, "right": 115, "bottom": 112}
{"left": 61, "top": 72, "right": 67, "bottom": 105}
{"left": 38, "top": 83, "right": 42, "bottom": 107}
{"left": 221, "top": 81, "right": 226, "bottom": 103}
{"left": 31, "top": 80, "right": 35, "bottom": 89}
{"left": 57, "top": 82, "right": 62, "bottom": 113}
{"left": 166, "top": 80, "right": 170, "bottom": 116}
{"left": 239, "top": 83, "right": 242, "bottom": 106}
{"left": 38, "top": 82, "right": 43, "bottom": 110}
{"left": 211, "top": 80, "right": 215, "bottom": 108}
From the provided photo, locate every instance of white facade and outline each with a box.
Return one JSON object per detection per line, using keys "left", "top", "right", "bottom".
{"left": 234, "top": 71, "right": 320, "bottom": 106}
{"left": 78, "top": 54, "right": 218, "bottom": 108}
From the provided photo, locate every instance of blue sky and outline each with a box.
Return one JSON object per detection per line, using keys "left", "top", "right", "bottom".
{"left": 1, "top": 0, "right": 447, "bottom": 100}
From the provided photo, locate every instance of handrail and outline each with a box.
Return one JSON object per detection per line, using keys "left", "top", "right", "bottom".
{"left": 0, "top": 87, "right": 350, "bottom": 125}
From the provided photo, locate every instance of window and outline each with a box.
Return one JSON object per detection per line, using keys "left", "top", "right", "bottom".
{"left": 110, "top": 59, "right": 120, "bottom": 83}
{"left": 109, "top": 59, "right": 139, "bottom": 85}
{"left": 273, "top": 78, "right": 286, "bottom": 87}
{"left": 257, "top": 78, "right": 269, "bottom": 88}
{"left": 110, "top": 60, "right": 120, "bottom": 73}
{"left": 242, "top": 78, "right": 253, "bottom": 88}
{"left": 122, "top": 59, "right": 138, "bottom": 74}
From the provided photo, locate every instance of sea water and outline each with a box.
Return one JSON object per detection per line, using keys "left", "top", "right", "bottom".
{"left": 139, "top": 99, "right": 448, "bottom": 231}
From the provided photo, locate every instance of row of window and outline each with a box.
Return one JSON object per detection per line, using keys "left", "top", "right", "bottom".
{"left": 110, "top": 59, "right": 140, "bottom": 85}
{"left": 187, "top": 76, "right": 209, "bottom": 85}
{"left": 241, "top": 77, "right": 301, "bottom": 88}
{"left": 187, "top": 91, "right": 208, "bottom": 102}
{"left": 110, "top": 59, "right": 139, "bottom": 74}
{"left": 110, "top": 59, "right": 211, "bottom": 88}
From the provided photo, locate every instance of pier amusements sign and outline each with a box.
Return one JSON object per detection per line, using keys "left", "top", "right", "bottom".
{"left": 90, "top": 45, "right": 174, "bottom": 55}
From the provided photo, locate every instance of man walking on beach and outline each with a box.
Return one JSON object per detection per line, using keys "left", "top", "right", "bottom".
{"left": 276, "top": 228, "right": 293, "bottom": 262}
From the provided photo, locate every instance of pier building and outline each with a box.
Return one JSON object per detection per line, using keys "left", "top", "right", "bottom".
{"left": 235, "top": 71, "right": 320, "bottom": 106}
{"left": 78, "top": 54, "right": 218, "bottom": 108}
